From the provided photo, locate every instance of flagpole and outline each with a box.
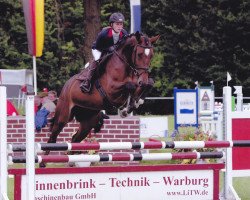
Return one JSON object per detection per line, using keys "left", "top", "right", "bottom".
{"left": 33, "top": 56, "right": 37, "bottom": 95}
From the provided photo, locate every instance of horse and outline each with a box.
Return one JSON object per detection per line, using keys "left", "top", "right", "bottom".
{"left": 39, "top": 32, "right": 159, "bottom": 167}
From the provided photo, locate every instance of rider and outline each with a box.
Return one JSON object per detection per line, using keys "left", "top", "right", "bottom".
{"left": 80, "top": 12, "right": 128, "bottom": 93}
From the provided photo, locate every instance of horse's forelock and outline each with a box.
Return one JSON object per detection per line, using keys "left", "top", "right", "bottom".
{"left": 142, "top": 36, "right": 150, "bottom": 46}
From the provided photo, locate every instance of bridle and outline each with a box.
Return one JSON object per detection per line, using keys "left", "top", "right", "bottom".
{"left": 113, "top": 37, "right": 153, "bottom": 78}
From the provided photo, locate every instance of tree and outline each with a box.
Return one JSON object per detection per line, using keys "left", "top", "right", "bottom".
{"left": 0, "top": 0, "right": 249, "bottom": 98}
{"left": 0, "top": 0, "right": 28, "bottom": 69}
{"left": 83, "top": 0, "right": 101, "bottom": 61}
{"left": 142, "top": 0, "right": 250, "bottom": 97}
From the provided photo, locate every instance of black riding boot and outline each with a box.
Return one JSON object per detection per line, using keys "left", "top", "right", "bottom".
{"left": 80, "top": 62, "right": 98, "bottom": 93}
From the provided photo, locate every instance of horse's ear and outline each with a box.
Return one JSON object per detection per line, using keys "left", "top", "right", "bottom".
{"left": 149, "top": 35, "right": 160, "bottom": 44}
{"left": 135, "top": 31, "right": 141, "bottom": 42}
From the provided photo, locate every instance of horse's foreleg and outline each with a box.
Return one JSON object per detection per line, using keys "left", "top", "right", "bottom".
{"left": 137, "top": 77, "right": 154, "bottom": 101}
{"left": 126, "top": 78, "right": 154, "bottom": 114}
{"left": 118, "top": 82, "right": 138, "bottom": 118}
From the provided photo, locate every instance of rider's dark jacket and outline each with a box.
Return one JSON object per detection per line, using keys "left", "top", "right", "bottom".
{"left": 92, "top": 27, "right": 128, "bottom": 52}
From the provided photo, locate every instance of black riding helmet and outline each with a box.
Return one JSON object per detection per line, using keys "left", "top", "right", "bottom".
{"left": 109, "top": 12, "right": 125, "bottom": 24}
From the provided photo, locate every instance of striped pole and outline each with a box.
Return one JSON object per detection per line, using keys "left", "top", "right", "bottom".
{"left": 8, "top": 151, "right": 224, "bottom": 164}
{"left": 8, "top": 140, "right": 250, "bottom": 152}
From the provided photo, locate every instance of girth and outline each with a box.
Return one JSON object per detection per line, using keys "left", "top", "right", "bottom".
{"left": 95, "top": 79, "right": 119, "bottom": 111}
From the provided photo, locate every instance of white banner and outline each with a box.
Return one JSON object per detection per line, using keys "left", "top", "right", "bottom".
{"left": 0, "top": 69, "right": 33, "bottom": 86}
{"left": 140, "top": 117, "right": 168, "bottom": 138}
{"left": 21, "top": 169, "right": 214, "bottom": 200}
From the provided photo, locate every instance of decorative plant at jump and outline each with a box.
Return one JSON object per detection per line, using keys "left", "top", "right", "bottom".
{"left": 172, "top": 127, "right": 217, "bottom": 164}
{"left": 81, "top": 136, "right": 98, "bottom": 155}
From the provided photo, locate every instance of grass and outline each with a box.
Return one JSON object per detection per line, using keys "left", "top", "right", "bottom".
{"left": 233, "top": 177, "right": 250, "bottom": 200}
{"left": 219, "top": 174, "right": 250, "bottom": 200}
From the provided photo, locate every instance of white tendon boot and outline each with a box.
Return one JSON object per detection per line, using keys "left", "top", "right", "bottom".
{"left": 135, "top": 99, "right": 144, "bottom": 108}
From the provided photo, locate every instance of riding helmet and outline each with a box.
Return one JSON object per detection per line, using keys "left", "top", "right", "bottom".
{"left": 109, "top": 12, "right": 125, "bottom": 24}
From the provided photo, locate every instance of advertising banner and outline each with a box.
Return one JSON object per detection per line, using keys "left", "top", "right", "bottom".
{"left": 15, "top": 165, "right": 220, "bottom": 200}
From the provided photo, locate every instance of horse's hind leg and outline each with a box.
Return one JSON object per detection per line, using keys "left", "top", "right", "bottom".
{"left": 71, "top": 121, "right": 91, "bottom": 143}
{"left": 69, "top": 111, "right": 104, "bottom": 155}
{"left": 39, "top": 102, "right": 72, "bottom": 167}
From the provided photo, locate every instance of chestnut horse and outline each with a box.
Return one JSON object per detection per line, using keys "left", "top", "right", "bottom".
{"left": 40, "top": 32, "right": 159, "bottom": 167}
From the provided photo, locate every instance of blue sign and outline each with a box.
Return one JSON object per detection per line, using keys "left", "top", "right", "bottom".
{"left": 174, "top": 88, "right": 198, "bottom": 130}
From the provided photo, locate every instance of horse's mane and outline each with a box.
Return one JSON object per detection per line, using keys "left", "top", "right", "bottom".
{"left": 116, "top": 31, "right": 145, "bottom": 50}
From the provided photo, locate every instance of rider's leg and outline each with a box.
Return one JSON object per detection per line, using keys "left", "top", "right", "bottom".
{"left": 80, "top": 49, "right": 101, "bottom": 93}
{"left": 80, "top": 61, "right": 98, "bottom": 93}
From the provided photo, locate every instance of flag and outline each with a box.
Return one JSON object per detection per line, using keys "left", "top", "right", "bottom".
{"left": 130, "top": 0, "right": 141, "bottom": 33}
{"left": 227, "top": 72, "right": 232, "bottom": 82}
{"left": 22, "top": 0, "right": 44, "bottom": 57}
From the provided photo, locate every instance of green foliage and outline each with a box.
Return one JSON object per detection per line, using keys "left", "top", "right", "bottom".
{"left": 101, "top": 0, "right": 130, "bottom": 29}
{"left": 0, "top": 0, "right": 249, "bottom": 97}
{"left": 0, "top": 0, "right": 28, "bottom": 69}
{"left": 142, "top": 0, "right": 250, "bottom": 97}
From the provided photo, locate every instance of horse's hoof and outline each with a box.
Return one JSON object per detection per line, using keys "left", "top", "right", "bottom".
{"left": 119, "top": 109, "right": 128, "bottom": 118}
{"left": 39, "top": 162, "right": 46, "bottom": 168}
{"left": 67, "top": 162, "right": 76, "bottom": 167}
{"left": 101, "top": 111, "right": 109, "bottom": 119}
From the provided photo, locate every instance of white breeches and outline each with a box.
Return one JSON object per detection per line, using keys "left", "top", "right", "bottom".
{"left": 92, "top": 49, "right": 102, "bottom": 61}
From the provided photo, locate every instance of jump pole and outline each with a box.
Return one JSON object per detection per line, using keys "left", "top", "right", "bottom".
{"left": 8, "top": 151, "right": 225, "bottom": 164}
{"left": 8, "top": 140, "right": 250, "bottom": 152}
{"left": 0, "top": 86, "right": 8, "bottom": 199}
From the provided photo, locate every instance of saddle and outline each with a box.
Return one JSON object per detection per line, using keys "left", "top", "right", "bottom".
{"left": 76, "top": 53, "right": 112, "bottom": 81}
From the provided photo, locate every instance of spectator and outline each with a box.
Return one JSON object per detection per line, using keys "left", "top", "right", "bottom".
{"left": 47, "top": 90, "right": 57, "bottom": 105}
{"left": 35, "top": 90, "right": 58, "bottom": 131}
{"left": 34, "top": 95, "right": 42, "bottom": 114}
{"left": 40, "top": 90, "right": 57, "bottom": 113}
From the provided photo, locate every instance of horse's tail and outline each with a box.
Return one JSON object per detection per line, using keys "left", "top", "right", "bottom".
{"left": 49, "top": 117, "right": 55, "bottom": 132}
